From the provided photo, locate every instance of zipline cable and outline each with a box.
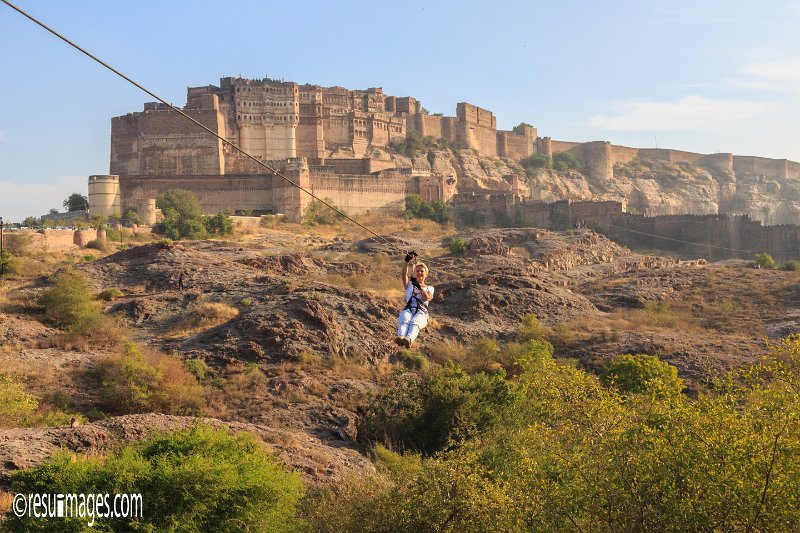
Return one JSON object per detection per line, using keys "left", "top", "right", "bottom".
{"left": 1, "top": 0, "right": 391, "bottom": 244}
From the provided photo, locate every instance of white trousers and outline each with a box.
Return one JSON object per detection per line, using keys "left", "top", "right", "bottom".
{"left": 397, "top": 309, "right": 428, "bottom": 344}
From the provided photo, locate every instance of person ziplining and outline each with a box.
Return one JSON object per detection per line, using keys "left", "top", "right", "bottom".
{"left": 3, "top": 0, "right": 444, "bottom": 349}
{"left": 395, "top": 251, "right": 434, "bottom": 348}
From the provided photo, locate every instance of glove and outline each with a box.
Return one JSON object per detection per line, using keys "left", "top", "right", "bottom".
{"left": 404, "top": 251, "right": 417, "bottom": 263}
{"left": 410, "top": 277, "right": 421, "bottom": 289}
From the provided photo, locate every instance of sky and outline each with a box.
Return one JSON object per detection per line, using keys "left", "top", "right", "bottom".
{"left": 1, "top": 0, "right": 799, "bottom": 222}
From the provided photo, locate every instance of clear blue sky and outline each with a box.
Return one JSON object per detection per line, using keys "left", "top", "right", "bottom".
{"left": 1, "top": 0, "right": 798, "bottom": 222}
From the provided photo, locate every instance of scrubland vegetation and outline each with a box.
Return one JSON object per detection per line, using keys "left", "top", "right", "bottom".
{"left": 3, "top": 205, "right": 800, "bottom": 531}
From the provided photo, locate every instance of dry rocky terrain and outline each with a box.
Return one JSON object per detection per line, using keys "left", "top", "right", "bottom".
{"left": 1, "top": 221, "right": 799, "bottom": 486}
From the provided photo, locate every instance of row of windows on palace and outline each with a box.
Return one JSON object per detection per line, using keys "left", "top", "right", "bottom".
{"left": 234, "top": 115, "right": 402, "bottom": 133}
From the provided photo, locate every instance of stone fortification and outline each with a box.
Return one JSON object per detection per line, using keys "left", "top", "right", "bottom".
{"left": 93, "top": 74, "right": 800, "bottom": 227}
{"left": 453, "top": 196, "right": 800, "bottom": 263}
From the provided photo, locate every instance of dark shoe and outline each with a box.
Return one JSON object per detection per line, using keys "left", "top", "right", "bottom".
{"left": 394, "top": 336, "right": 405, "bottom": 347}
{"left": 402, "top": 337, "right": 412, "bottom": 348}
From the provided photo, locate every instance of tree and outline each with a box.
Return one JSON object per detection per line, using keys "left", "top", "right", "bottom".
{"left": 513, "top": 122, "right": 534, "bottom": 134}
{"left": 154, "top": 189, "right": 208, "bottom": 240}
{"left": 63, "top": 193, "right": 88, "bottom": 212}
{"left": 156, "top": 189, "right": 203, "bottom": 220}
{"left": 22, "top": 216, "right": 39, "bottom": 227}
{"left": 123, "top": 208, "right": 142, "bottom": 225}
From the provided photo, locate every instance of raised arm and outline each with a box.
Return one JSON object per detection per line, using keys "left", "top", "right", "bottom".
{"left": 401, "top": 260, "right": 411, "bottom": 289}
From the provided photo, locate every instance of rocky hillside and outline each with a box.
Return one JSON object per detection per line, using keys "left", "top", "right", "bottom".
{"left": 373, "top": 146, "right": 800, "bottom": 225}
{"left": 2, "top": 223, "right": 799, "bottom": 486}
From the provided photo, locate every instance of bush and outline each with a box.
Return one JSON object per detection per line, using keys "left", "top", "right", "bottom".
{"left": 204, "top": 212, "right": 234, "bottom": 235}
{"left": 449, "top": 237, "right": 468, "bottom": 254}
{"left": 123, "top": 207, "right": 142, "bottom": 225}
{"left": 359, "top": 365, "right": 514, "bottom": 454}
{"left": 755, "top": 252, "right": 776, "bottom": 269}
{"left": 39, "top": 271, "right": 103, "bottom": 333}
{"left": 552, "top": 151, "right": 581, "bottom": 172}
{"left": 599, "top": 353, "right": 684, "bottom": 396}
{"left": 154, "top": 189, "right": 213, "bottom": 240}
{"left": 782, "top": 259, "right": 800, "bottom": 271}
{"left": 0, "top": 373, "right": 39, "bottom": 427}
{"left": 97, "top": 287, "right": 123, "bottom": 301}
{"left": 517, "top": 313, "right": 549, "bottom": 341}
{"left": 93, "top": 343, "right": 205, "bottom": 415}
{"left": 260, "top": 213, "right": 285, "bottom": 228}
{"left": 303, "top": 198, "right": 346, "bottom": 225}
{"left": 5, "top": 425, "right": 305, "bottom": 531}
{"left": 521, "top": 153, "right": 552, "bottom": 173}
{"left": 105, "top": 226, "right": 122, "bottom": 242}
{"left": 308, "top": 336, "right": 800, "bottom": 531}
{"left": 4, "top": 232, "right": 33, "bottom": 256}
{"left": 0, "top": 249, "right": 20, "bottom": 276}
{"left": 405, "top": 194, "right": 451, "bottom": 223}
{"left": 85, "top": 238, "right": 107, "bottom": 251}
{"left": 397, "top": 349, "right": 429, "bottom": 370}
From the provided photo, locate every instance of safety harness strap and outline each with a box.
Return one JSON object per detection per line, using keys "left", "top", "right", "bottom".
{"left": 404, "top": 289, "right": 429, "bottom": 315}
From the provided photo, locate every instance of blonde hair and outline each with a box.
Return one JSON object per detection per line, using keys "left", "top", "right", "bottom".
{"left": 415, "top": 262, "right": 429, "bottom": 275}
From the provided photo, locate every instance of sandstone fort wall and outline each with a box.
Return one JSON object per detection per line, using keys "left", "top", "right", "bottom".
{"left": 309, "top": 173, "right": 407, "bottom": 213}
{"left": 453, "top": 196, "right": 800, "bottom": 263}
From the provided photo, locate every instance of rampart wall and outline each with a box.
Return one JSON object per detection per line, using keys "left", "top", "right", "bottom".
{"left": 111, "top": 105, "right": 225, "bottom": 176}
{"left": 453, "top": 196, "right": 800, "bottom": 263}
{"left": 8, "top": 229, "right": 100, "bottom": 252}
{"left": 309, "top": 172, "right": 409, "bottom": 213}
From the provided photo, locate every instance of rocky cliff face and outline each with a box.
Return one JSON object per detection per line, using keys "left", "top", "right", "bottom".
{"left": 381, "top": 146, "right": 800, "bottom": 225}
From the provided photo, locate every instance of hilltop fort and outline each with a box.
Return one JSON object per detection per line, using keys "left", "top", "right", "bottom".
{"left": 89, "top": 75, "right": 800, "bottom": 235}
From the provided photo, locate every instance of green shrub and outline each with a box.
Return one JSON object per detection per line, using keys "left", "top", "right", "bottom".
{"left": 105, "top": 226, "right": 122, "bottom": 242}
{"left": 782, "top": 260, "right": 800, "bottom": 271}
{"left": 93, "top": 343, "right": 205, "bottom": 415}
{"left": 0, "top": 248, "right": 20, "bottom": 276}
{"left": 599, "top": 353, "right": 684, "bottom": 396}
{"left": 123, "top": 207, "right": 142, "bottom": 225}
{"left": 39, "top": 271, "right": 103, "bottom": 333}
{"left": 359, "top": 366, "right": 514, "bottom": 454}
{"left": 309, "top": 336, "right": 800, "bottom": 531}
{"left": 183, "top": 358, "right": 213, "bottom": 380}
{"left": 405, "top": 194, "right": 451, "bottom": 223}
{"left": 204, "top": 212, "right": 234, "bottom": 235}
{"left": 154, "top": 189, "right": 211, "bottom": 240}
{"left": 521, "top": 153, "right": 552, "bottom": 172}
{"left": 303, "top": 198, "right": 346, "bottom": 225}
{"left": 517, "top": 313, "right": 549, "bottom": 341}
{"left": 755, "top": 252, "right": 776, "bottom": 269}
{"left": 5, "top": 425, "right": 305, "bottom": 531}
{"left": 0, "top": 373, "right": 39, "bottom": 427}
{"left": 449, "top": 236, "right": 468, "bottom": 254}
{"left": 397, "top": 349, "right": 429, "bottom": 370}
{"left": 552, "top": 151, "right": 581, "bottom": 172}
{"left": 97, "top": 287, "right": 123, "bottom": 301}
